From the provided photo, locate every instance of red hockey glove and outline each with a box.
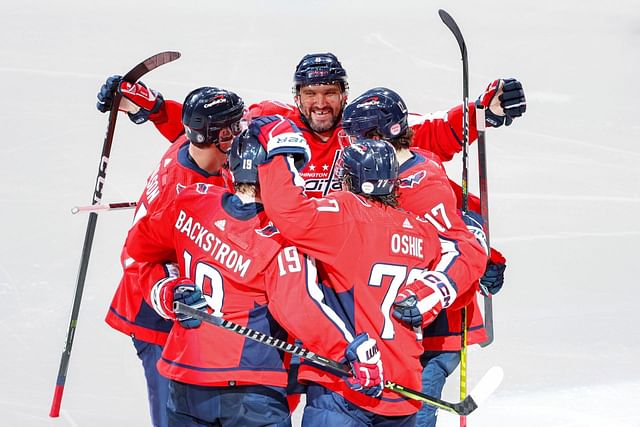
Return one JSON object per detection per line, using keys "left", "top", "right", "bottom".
{"left": 96, "top": 75, "right": 164, "bottom": 124}
{"left": 344, "top": 333, "right": 384, "bottom": 398}
{"left": 119, "top": 79, "right": 164, "bottom": 124}
{"left": 476, "top": 78, "right": 526, "bottom": 127}
{"left": 249, "top": 115, "right": 310, "bottom": 170}
{"left": 150, "top": 277, "right": 208, "bottom": 329}
{"left": 393, "top": 271, "right": 457, "bottom": 328}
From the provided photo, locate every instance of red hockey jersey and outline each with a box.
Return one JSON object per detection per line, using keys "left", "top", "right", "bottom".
{"left": 258, "top": 156, "right": 465, "bottom": 416}
{"left": 126, "top": 184, "right": 307, "bottom": 387}
{"left": 397, "top": 148, "right": 488, "bottom": 349}
{"left": 104, "top": 138, "right": 227, "bottom": 346}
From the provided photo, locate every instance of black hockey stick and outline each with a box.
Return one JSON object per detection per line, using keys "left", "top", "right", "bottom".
{"left": 438, "top": 9, "right": 473, "bottom": 425}
{"left": 439, "top": 9, "right": 470, "bottom": 212}
{"left": 174, "top": 302, "right": 503, "bottom": 416}
{"left": 49, "top": 51, "right": 180, "bottom": 418}
{"left": 438, "top": 10, "right": 495, "bottom": 349}
{"left": 71, "top": 201, "right": 137, "bottom": 214}
{"left": 475, "top": 106, "right": 495, "bottom": 347}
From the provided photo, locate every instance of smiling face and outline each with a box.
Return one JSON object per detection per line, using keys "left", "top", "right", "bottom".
{"left": 295, "top": 83, "right": 347, "bottom": 134}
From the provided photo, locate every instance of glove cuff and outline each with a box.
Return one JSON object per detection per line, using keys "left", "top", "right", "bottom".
{"left": 476, "top": 99, "right": 505, "bottom": 128}
{"left": 127, "top": 93, "right": 165, "bottom": 125}
{"left": 266, "top": 132, "right": 310, "bottom": 168}
{"left": 150, "top": 277, "right": 177, "bottom": 320}
{"left": 416, "top": 271, "right": 457, "bottom": 309}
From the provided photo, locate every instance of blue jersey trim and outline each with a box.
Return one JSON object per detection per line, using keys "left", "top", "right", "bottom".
{"left": 221, "top": 193, "right": 264, "bottom": 220}
{"left": 398, "top": 151, "right": 425, "bottom": 174}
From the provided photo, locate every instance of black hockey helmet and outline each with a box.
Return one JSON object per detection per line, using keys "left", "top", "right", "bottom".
{"left": 181, "top": 87, "right": 245, "bottom": 149}
{"left": 339, "top": 138, "right": 399, "bottom": 196}
{"left": 342, "top": 87, "right": 409, "bottom": 140}
{"left": 293, "top": 52, "right": 349, "bottom": 94}
{"left": 228, "top": 129, "right": 267, "bottom": 185}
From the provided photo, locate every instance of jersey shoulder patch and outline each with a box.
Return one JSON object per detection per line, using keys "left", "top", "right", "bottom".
{"left": 399, "top": 170, "right": 427, "bottom": 188}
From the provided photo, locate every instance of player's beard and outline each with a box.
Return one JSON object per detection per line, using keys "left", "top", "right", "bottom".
{"left": 303, "top": 105, "right": 342, "bottom": 133}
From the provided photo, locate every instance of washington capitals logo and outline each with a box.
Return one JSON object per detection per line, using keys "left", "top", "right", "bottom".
{"left": 399, "top": 170, "right": 427, "bottom": 189}
{"left": 204, "top": 95, "right": 226, "bottom": 108}
{"left": 255, "top": 221, "right": 280, "bottom": 238}
{"left": 357, "top": 96, "right": 380, "bottom": 109}
{"left": 196, "top": 183, "right": 210, "bottom": 194}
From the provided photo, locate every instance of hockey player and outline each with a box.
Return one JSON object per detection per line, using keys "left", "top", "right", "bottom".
{"left": 97, "top": 82, "right": 245, "bottom": 427}
{"left": 248, "top": 53, "right": 349, "bottom": 196}
{"left": 342, "top": 86, "right": 512, "bottom": 427}
{"left": 124, "top": 119, "right": 388, "bottom": 426}
{"left": 254, "top": 116, "right": 478, "bottom": 425}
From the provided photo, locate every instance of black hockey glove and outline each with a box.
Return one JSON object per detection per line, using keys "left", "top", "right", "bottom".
{"left": 476, "top": 78, "right": 527, "bottom": 127}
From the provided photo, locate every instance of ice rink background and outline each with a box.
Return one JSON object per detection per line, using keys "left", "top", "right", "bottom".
{"left": 1, "top": 0, "right": 639, "bottom": 426}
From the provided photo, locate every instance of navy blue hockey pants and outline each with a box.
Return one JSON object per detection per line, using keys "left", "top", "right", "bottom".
{"left": 167, "top": 380, "right": 291, "bottom": 427}
{"left": 133, "top": 337, "right": 170, "bottom": 427}
{"left": 302, "top": 383, "right": 416, "bottom": 427}
{"left": 415, "top": 351, "right": 461, "bottom": 427}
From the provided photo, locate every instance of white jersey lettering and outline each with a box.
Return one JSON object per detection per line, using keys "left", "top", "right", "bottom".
{"left": 391, "top": 233, "right": 424, "bottom": 259}
{"left": 174, "top": 210, "right": 252, "bottom": 277}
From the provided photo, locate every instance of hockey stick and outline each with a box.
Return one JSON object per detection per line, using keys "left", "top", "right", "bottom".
{"left": 475, "top": 107, "right": 495, "bottom": 347}
{"left": 71, "top": 201, "right": 137, "bottom": 214}
{"left": 49, "top": 51, "right": 181, "bottom": 418}
{"left": 438, "top": 9, "right": 472, "bottom": 426}
{"left": 174, "top": 302, "right": 504, "bottom": 416}
{"left": 438, "top": 10, "right": 495, "bottom": 350}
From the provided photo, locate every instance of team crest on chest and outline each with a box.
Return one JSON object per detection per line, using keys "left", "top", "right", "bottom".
{"left": 196, "top": 183, "right": 210, "bottom": 194}
{"left": 255, "top": 221, "right": 280, "bottom": 238}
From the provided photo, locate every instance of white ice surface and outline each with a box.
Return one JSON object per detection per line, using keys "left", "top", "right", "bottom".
{"left": 1, "top": 1, "right": 639, "bottom": 426}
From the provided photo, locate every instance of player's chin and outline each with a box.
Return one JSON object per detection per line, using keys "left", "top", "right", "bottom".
{"left": 309, "top": 113, "right": 338, "bottom": 133}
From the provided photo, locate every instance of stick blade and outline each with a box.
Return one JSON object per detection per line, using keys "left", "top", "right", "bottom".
{"left": 469, "top": 366, "right": 504, "bottom": 406}
{"left": 438, "top": 9, "right": 467, "bottom": 57}
{"left": 123, "top": 51, "right": 181, "bottom": 83}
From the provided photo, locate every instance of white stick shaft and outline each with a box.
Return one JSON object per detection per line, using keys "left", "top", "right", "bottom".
{"left": 71, "top": 202, "right": 137, "bottom": 214}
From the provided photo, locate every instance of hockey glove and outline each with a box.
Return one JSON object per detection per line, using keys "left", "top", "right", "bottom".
{"left": 96, "top": 75, "right": 120, "bottom": 113}
{"left": 150, "top": 277, "right": 208, "bottom": 329}
{"left": 250, "top": 115, "right": 310, "bottom": 170}
{"left": 476, "top": 78, "right": 527, "bottom": 127}
{"left": 393, "top": 271, "right": 457, "bottom": 328}
{"left": 462, "top": 211, "right": 489, "bottom": 256}
{"left": 344, "top": 333, "right": 384, "bottom": 398}
{"left": 96, "top": 75, "right": 164, "bottom": 124}
{"left": 479, "top": 260, "right": 506, "bottom": 296}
